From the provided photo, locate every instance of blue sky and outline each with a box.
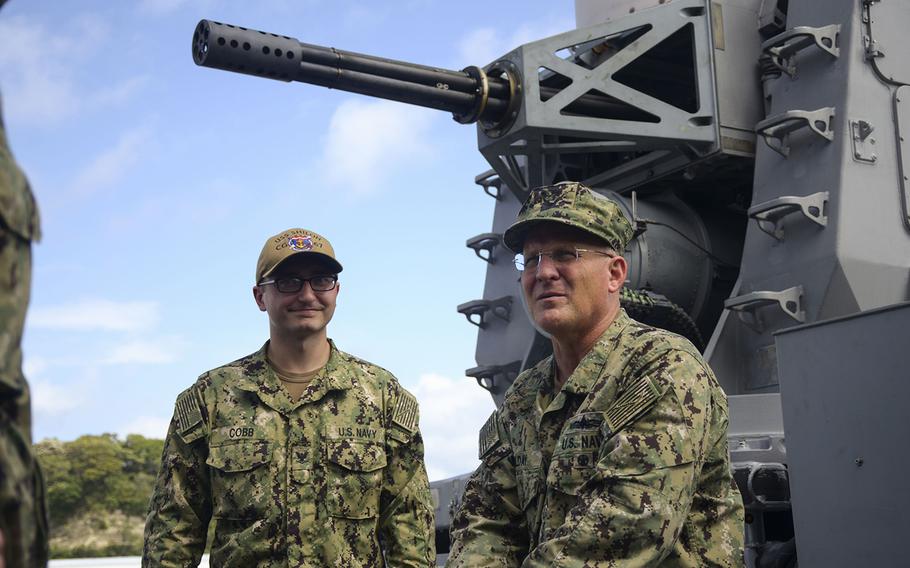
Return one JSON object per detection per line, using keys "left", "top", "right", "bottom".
{"left": 1, "top": 0, "right": 575, "bottom": 480}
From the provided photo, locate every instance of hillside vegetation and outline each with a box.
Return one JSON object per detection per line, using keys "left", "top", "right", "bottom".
{"left": 35, "top": 434, "right": 164, "bottom": 558}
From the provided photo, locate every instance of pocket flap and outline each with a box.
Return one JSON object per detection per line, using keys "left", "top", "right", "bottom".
{"left": 207, "top": 440, "right": 271, "bottom": 472}
{"left": 548, "top": 452, "right": 598, "bottom": 496}
{"left": 516, "top": 466, "right": 542, "bottom": 510}
{"left": 326, "top": 439, "right": 387, "bottom": 472}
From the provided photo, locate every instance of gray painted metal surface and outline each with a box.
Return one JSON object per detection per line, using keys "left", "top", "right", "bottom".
{"left": 461, "top": 175, "right": 534, "bottom": 403}
{"left": 776, "top": 302, "right": 910, "bottom": 567}
{"left": 463, "top": 1, "right": 910, "bottom": 564}
{"left": 896, "top": 85, "right": 910, "bottom": 230}
{"left": 575, "top": 0, "right": 670, "bottom": 28}
{"left": 864, "top": 0, "right": 910, "bottom": 87}
{"left": 477, "top": 0, "right": 724, "bottom": 196}
{"left": 455, "top": 1, "right": 910, "bottom": 564}
{"left": 706, "top": 0, "right": 910, "bottom": 394}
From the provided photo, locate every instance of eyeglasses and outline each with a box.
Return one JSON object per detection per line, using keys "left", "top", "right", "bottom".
{"left": 258, "top": 275, "right": 338, "bottom": 293}
{"left": 513, "top": 248, "right": 615, "bottom": 272}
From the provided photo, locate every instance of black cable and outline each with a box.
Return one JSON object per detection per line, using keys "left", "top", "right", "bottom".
{"left": 620, "top": 288, "right": 705, "bottom": 350}
{"left": 638, "top": 218, "right": 738, "bottom": 268}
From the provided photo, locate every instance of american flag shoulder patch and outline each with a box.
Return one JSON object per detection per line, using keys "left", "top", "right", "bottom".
{"left": 392, "top": 390, "right": 419, "bottom": 433}
{"left": 478, "top": 412, "right": 501, "bottom": 459}
{"left": 175, "top": 387, "right": 203, "bottom": 435}
{"left": 605, "top": 378, "right": 661, "bottom": 434}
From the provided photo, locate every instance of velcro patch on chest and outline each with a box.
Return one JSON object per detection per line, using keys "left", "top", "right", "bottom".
{"left": 392, "top": 390, "right": 419, "bottom": 433}
{"left": 175, "top": 387, "right": 204, "bottom": 441}
{"left": 605, "top": 378, "right": 661, "bottom": 434}
{"left": 227, "top": 426, "right": 257, "bottom": 439}
{"left": 478, "top": 411, "right": 501, "bottom": 459}
{"left": 333, "top": 425, "right": 382, "bottom": 440}
{"left": 566, "top": 413, "right": 604, "bottom": 431}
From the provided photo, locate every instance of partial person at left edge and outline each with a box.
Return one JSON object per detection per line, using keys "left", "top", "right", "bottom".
{"left": 143, "top": 227, "right": 436, "bottom": 567}
{"left": 0, "top": 0, "right": 51, "bottom": 566}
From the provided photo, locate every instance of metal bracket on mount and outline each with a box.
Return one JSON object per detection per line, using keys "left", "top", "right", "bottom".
{"left": 864, "top": 35, "right": 884, "bottom": 60}
{"left": 761, "top": 24, "right": 840, "bottom": 77}
{"left": 850, "top": 119, "right": 878, "bottom": 164}
{"left": 474, "top": 169, "right": 502, "bottom": 200}
{"left": 748, "top": 191, "right": 828, "bottom": 240}
{"left": 724, "top": 286, "right": 805, "bottom": 332}
{"left": 466, "top": 361, "right": 521, "bottom": 393}
{"left": 755, "top": 107, "right": 836, "bottom": 157}
{"left": 456, "top": 296, "right": 513, "bottom": 328}
{"left": 465, "top": 233, "right": 503, "bottom": 263}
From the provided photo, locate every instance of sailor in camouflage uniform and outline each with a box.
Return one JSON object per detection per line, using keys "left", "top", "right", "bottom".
{"left": 447, "top": 182, "right": 743, "bottom": 567}
{"left": 0, "top": 85, "right": 49, "bottom": 566}
{"left": 143, "top": 228, "right": 435, "bottom": 567}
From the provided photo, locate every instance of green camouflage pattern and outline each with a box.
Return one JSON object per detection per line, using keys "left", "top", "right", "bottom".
{"left": 0, "top": 97, "right": 41, "bottom": 245}
{"left": 447, "top": 310, "right": 744, "bottom": 567}
{"left": 143, "top": 341, "right": 435, "bottom": 567}
{"left": 502, "top": 181, "right": 633, "bottom": 253}
{"left": 0, "top": 93, "right": 49, "bottom": 568}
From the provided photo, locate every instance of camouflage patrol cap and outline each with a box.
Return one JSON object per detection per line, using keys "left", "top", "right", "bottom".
{"left": 256, "top": 228, "right": 343, "bottom": 283}
{"left": 503, "top": 181, "right": 634, "bottom": 253}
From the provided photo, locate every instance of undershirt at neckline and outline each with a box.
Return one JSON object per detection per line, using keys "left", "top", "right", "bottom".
{"left": 267, "top": 356, "right": 324, "bottom": 401}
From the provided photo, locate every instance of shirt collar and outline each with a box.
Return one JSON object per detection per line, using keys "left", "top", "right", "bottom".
{"left": 236, "top": 339, "right": 353, "bottom": 414}
{"left": 555, "top": 308, "right": 632, "bottom": 396}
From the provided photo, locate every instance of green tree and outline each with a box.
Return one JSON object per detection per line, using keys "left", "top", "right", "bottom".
{"left": 66, "top": 434, "right": 123, "bottom": 507}
{"left": 35, "top": 439, "right": 81, "bottom": 527}
{"left": 35, "top": 433, "right": 165, "bottom": 538}
{"left": 123, "top": 433, "right": 165, "bottom": 475}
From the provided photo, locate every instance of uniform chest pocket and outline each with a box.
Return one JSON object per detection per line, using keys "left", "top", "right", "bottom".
{"left": 206, "top": 440, "right": 272, "bottom": 520}
{"left": 325, "top": 439, "right": 387, "bottom": 519}
{"left": 516, "top": 465, "right": 543, "bottom": 512}
{"left": 513, "top": 446, "right": 543, "bottom": 511}
{"left": 547, "top": 424, "right": 604, "bottom": 497}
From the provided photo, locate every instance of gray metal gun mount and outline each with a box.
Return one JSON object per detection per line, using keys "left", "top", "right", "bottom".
{"left": 193, "top": 1, "right": 910, "bottom": 566}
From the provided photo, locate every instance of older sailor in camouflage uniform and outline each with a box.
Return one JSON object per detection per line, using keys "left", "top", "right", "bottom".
{"left": 447, "top": 182, "right": 743, "bottom": 567}
{"left": 0, "top": 87, "right": 49, "bottom": 566}
{"left": 143, "top": 228, "right": 435, "bottom": 567}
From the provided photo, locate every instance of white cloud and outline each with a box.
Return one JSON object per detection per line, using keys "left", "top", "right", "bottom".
{"left": 71, "top": 126, "right": 153, "bottom": 197}
{"left": 342, "top": 4, "right": 378, "bottom": 27}
{"left": 29, "top": 299, "right": 160, "bottom": 332}
{"left": 119, "top": 415, "right": 171, "bottom": 439}
{"left": 0, "top": 15, "right": 145, "bottom": 126}
{"left": 32, "top": 379, "right": 84, "bottom": 415}
{"left": 321, "top": 99, "right": 438, "bottom": 195}
{"left": 91, "top": 75, "right": 151, "bottom": 107}
{"left": 140, "top": 0, "right": 224, "bottom": 15}
{"left": 139, "top": 0, "right": 192, "bottom": 14}
{"left": 411, "top": 372, "right": 496, "bottom": 480}
{"left": 0, "top": 16, "right": 80, "bottom": 123}
{"left": 455, "top": 18, "right": 576, "bottom": 66}
{"left": 23, "top": 357, "right": 48, "bottom": 379}
{"left": 102, "top": 338, "right": 179, "bottom": 365}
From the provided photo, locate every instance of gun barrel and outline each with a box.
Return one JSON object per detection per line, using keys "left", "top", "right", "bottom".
{"left": 192, "top": 19, "right": 648, "bottom": 128}
{"left": 192, "top": 19, "right": 510, "bottom": 122}
{"left": 294, "top": 42, "right": 512, "bottom": 101}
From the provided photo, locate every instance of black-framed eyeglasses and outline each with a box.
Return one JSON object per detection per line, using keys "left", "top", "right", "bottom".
{"left": 513, "top": 248, "right": 615, "bottom": 272}
{"left": 258, "top": 275, "right": 338, "bottom": 293}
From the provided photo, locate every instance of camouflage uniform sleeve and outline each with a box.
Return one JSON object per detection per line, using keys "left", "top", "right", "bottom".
{"left": 378, "top": 380, "right": 436, "bottom": 567}
{"left": 142, "top": 385, "right": 212, "bottom": 568}
{"left": 524, "top": 350, "right": 723, "bottom": 567}
{"left": 446, "top": 411, "right": 528, "bottom": 568}
{"left": 681, "top": 385, "right": 744, "bottom": 565}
